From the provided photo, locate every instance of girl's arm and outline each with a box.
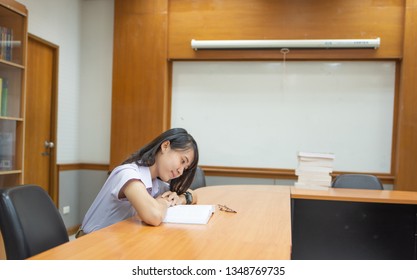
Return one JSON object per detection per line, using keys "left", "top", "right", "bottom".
{"left": 121, "top": 179, "right": 172, "bottom": 226}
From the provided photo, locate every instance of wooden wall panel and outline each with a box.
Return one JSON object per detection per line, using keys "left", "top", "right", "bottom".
{"left": 111, "top": 0, "right": 417, "bottom": 190}
{"left": 110, "top": 0, "right": 169, "bottom": 170}
{"left": 395, "top": 0, "right": 417, "bottom": 191}
{"left": 168, "top": 0, "right": 404, "bottom": 59}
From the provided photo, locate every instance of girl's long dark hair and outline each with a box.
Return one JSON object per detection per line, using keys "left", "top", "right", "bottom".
{"left": 121, "top": 128, "right": 199, "bottom": 194}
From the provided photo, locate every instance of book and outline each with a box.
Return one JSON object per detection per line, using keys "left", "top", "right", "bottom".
{"left": 297, "top": 173, "right": 332, "bottom": 183}
{"left": 297, "top": 178, "right": 332, "bottom": 186}
{"left": 295, "top": 165, "right": 333, "bottom": 174}
{"left": 163, "top": 204, "right": 215, "bottom": 224}
{"left": 296, "top": 159, "right": 334, "bottom": 168}
{"left": 1, "top": 78, "right": 7, "bottom": 116}
{"left": 0, "top": 77, "right": 2, "bottom": 114}
{"left": 297, "top": 151, "right": 335, "bottom": 160}
{"left": 0, "top": 132, "right": 14, "bottom": 170}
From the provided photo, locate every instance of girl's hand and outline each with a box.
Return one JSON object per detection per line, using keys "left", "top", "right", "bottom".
{"left": 161, "top": 191, "right": 185, "bottom": 206}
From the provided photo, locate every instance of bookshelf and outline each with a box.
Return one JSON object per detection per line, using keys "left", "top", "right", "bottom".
{"left": 0, "top": 0, "right": 27, "bottom": 188}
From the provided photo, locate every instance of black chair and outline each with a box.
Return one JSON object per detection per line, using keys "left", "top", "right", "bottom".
{"left": 190, "top": 167, "right": 207, "bottom": 190}
{"left": 332, "top": 174, "right": 383, "bottom": 190}
{"left": 0, "top": 184, "right": 69, "bottom": 259}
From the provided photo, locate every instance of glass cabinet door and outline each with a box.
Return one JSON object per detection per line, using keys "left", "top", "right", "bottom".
{"left": 0, "top": 1, "right": 27, "bottom": 187}
{"left": 0, "top": 4, "right": 25, "bottom": 65}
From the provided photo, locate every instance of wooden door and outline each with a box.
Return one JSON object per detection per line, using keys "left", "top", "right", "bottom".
{"left": 24, "top": 34, "right": 58, "bottom": 203}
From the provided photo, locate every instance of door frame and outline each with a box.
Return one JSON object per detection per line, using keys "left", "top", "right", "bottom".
{"left": 26, "top": 33, "right": 59, "bottom": 205}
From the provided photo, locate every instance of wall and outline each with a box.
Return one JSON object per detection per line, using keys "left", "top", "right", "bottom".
{"left": 79, "top": 0, "right": 113, "bottom": 164}
{"left": 18, "top": 0, "right": 113, "bottom": 164}
{"left": 18, "top": 0, "right": 114, "bottom": 229}
{"left": 111, "top": 0, "right": 417, "bottom": 190}
{"left": 18, "top": 0, "right": 82, "bottom": 163}
{"left": 59, "top": 169, "right": 108, "bottom": 228}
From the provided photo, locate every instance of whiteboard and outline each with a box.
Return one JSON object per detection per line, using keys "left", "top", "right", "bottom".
{"left": 171, "top": 61, "right": 396, "bottom": 173}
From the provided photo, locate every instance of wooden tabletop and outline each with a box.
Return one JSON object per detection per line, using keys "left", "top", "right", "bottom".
{"left": 29, "top": 185, "right": 292, "bottom": 260}
{"left": 290, "top": 186, "right": 417, "bottom": 204}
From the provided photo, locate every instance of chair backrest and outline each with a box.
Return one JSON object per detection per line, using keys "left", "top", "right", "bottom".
{"left": 332, "top": 174, "right": 383, "bottom": 190}
{"left": 0, "top": 184, "right": 69, "bottom": 259}
{"left": 190, "top": 167, "right": 207, "bottom": 190}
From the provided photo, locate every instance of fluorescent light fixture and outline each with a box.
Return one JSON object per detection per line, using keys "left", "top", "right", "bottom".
{"left": 191, "top": 38, "right": 380, "bottom": 50}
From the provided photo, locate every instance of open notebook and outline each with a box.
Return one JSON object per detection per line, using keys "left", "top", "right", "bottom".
{"left": 163, "top": 204, "right": 216, "bottom": 224}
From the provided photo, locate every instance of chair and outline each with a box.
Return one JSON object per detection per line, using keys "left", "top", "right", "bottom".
{"left": 190, "top": 167, "right": 207, "bottom": 190}
{"left": 0, "top": 184, "right": 69, "bottom": 259}
{"left": 332, "top": 174, "right": 383, "bottom": 190}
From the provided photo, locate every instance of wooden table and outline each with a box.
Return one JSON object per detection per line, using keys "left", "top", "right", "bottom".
{"left": 291, "top": 187, "right": 417, "bottom": 259}
{"left": 291, "top": 186, "right": 417, "bottom": 204}
{"left": 29, "top": 185, "right": 292, "bottom": 260}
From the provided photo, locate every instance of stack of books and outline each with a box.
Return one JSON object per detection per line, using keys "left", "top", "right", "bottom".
{"left": 295, "top": 151, "right": 335, "bottom": 189}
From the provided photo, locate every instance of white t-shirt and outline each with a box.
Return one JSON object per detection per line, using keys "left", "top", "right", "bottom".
{"left": 80, "top": 163, "right": 169, "bottom": 233}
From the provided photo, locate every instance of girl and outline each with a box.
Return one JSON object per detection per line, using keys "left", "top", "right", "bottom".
{"left": 77, "top": 128, "right": 199, "bottom": 237}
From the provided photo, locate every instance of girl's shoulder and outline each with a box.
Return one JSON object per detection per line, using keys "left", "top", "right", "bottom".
{"left": 111, "top": 163, "right": 153, "bottom": 188}
{"left": 114, "top": 162, "right": 140, "bottom": 172}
